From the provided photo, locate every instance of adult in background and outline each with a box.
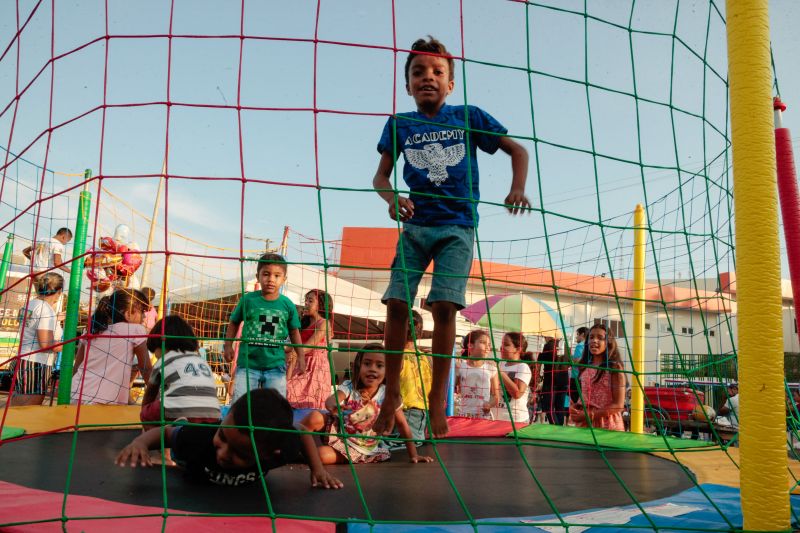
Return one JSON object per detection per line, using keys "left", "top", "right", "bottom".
{"left": 23, "top": 227, "right": 73, "bottom": 275}
{"left": 717, "top": 382, "right": 739, "bottom": 431}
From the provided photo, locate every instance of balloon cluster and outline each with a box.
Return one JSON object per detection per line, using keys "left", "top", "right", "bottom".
{"left": 84, "top": 225, "right": 143, "bottom": 292}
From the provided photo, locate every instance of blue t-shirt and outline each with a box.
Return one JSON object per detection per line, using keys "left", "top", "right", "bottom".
{"left": 377, "top": 104, "right": 507, "bottom": 227}
{"left": 230, "top": 292, "right": 300, "bottom": 370}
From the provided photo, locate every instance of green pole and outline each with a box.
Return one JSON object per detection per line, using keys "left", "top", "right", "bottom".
{"left": 0, "top": 234, "right": 14, "bottom": 292}
{"left": 57, "top": 169, "right": 92, "bottom": 405}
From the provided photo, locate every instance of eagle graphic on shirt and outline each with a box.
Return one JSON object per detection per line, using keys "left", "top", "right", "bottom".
{"left": 405, "top": 142, "right": 466, "bottom": 186}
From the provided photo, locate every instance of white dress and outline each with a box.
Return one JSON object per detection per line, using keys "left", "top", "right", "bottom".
{"left": 457, "top": 359, "right": 497, "bottom": 419}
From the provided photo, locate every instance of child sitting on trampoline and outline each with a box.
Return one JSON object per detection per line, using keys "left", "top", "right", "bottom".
{"left": 371, "top": 36, "right": 530, "bottom": 438}
{"left": 300, "top": 344, "right": 433, "bottom": 465}
{"left": 139, "top": 315, "right": 221, "bottom": 426}
{"left": 116, "top": 388, "right": 343, "bottom": 489}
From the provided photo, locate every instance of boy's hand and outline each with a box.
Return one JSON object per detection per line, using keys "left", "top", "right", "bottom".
{"left": 410, "top": 454, "right": 434, "bottom": 464}
{"left": 115, "top": 439, "right": 152, "bottom": 468}
{"left": 504, "top": 190, "right": 530, "bottom": 215}
{"left": 223, "top": 344, "right": 235, "bottom": 363}
{"left": 310, "top": 467, "right": 344, "bottom": 489}
{"left": 389, "top": 196, "right": 414, "bottom": 222}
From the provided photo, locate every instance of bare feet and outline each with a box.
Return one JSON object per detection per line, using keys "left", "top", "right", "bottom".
{"left": 428, "top": 401, "right": 449, "bottom": 439}
{"left": 373, "top": 392, "right": 401, "bottom": 435}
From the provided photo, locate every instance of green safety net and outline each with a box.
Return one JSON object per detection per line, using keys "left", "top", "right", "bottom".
{"left": 0, "top": 0, "right": 797, "bottom": 531}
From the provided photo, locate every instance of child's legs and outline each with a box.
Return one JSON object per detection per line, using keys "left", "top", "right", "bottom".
{"left": 259, "top": 366, "right": 287, "bottom": 397}
{"left": 429, "top": 301, "right": 457, "bottom": 402}
{"left": 317, "top": 445, "right": 343, "bottom": 465}
{"left": 300, "top": 409, "right": 327, "bottom": 432}
{"left": 375, "top": 225, "right": 431, "bottom": 435}
{"left": 140, "top": 398, "right": 162, "bottom": 424}
{"left": 232, "top": 367, "right": 261, "bottom": 403}
{"left": 381, "top": 223, "right": 429, "bottom": 369}
{"left": 383, "top": 299, "right": 410, "bottom": 394}
{"left": 404, "top": 407, "right": 427, "bottom": 443}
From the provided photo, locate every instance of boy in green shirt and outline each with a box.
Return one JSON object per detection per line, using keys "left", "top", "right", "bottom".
{"left": 224, "top": 253, "right": 305, "bottom": 401}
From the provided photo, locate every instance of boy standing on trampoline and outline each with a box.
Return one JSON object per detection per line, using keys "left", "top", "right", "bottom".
{"left": 372, "top": 36, "right": 530, "bottom": 438}
{"left": 224, "top": 253, "right": 305, "bottom": 402}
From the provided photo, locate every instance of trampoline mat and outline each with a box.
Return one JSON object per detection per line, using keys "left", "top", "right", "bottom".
{"left": 0, "top": 430, "right": 695, "bottom": 522}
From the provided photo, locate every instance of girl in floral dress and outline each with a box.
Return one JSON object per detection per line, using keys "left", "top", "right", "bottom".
{"left": 300, "top": 344, "right": 433, "bottom": 464}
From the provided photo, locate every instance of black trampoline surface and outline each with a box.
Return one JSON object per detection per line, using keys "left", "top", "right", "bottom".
{"left": 0, "top": 430, "right": 695, "bottom": 522}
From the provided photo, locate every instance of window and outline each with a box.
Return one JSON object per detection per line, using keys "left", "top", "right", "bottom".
{"left": 680, "top": 327, "right": 694, "bottom": 335}
{"left": 645, "top": 323, "right": 651, "bottom": 330}
{"left": 593, "top": 318, "right": 623, "bottom": 338}
{"left": 709, "top": 329, "right": 716, "bottom": 337}
{"left": 660, "top": 324, "right": 672, "bottom": 333}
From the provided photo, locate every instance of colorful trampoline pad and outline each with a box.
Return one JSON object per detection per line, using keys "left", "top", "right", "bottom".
{"left": 0, "top": 426, "right": 23, "bottom": 440}
{"left": 1, "top": 405, "right": 142, "bottom": 434}
{"left": 511, "top": 424, "right": 717, "bottom": 451}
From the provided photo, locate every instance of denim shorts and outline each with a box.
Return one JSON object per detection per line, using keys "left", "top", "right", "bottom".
{"left": 232, "top": 365, "right": 287, "bottom": 403}
{"left": 382, "top": 223, "right": 474, "bottom": 309}
{"left": 404, "top": 407, "right": 428, "bottom": 443}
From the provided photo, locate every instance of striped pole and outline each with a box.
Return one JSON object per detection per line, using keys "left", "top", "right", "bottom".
{"left": 726, "top": 1, "right": 790, "bottom": 528}
{"left": 630, "top": 204, "right": 646, "bottom": 434}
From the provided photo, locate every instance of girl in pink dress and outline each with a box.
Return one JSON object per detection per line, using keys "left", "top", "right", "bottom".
{"left": 287, "top": 290, "right": 334, "bottom": 409}
{"left": 568, "top": 323, "right": 625, "bottom": 431}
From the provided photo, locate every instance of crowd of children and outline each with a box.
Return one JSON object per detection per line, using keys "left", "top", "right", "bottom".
{"left": 6, "top": 36, "right": 637, "bottom": 492}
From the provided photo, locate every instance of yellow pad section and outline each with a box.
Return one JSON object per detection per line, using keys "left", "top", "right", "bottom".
{"left": 655, "top": 448, "right": 800, "bottom": 495}
{"left": 2, "top": 405, "right": 141, "bottom": 434}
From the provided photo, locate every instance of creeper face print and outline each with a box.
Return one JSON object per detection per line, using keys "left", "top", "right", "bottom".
{"left": 243, "top": 308, "right": 287, "bottom": 347}
{"left": 260, "top": 313, "right": 280, "bottom": 336}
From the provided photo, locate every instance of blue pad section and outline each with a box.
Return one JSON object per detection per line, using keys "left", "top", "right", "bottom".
{"left": 348, "top": 484, "right": 800, "bottom": 532}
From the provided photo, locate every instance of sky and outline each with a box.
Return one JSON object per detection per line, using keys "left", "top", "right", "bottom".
{"left": 0, "top": 0, "right": 798, "bottom": 293}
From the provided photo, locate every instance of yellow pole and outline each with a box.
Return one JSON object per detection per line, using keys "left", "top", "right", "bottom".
{"left": 726, "top": 0, "right": 789, "bottom": 528}
{"left": 630, "top": 204, "right": 646, "bottom": 434}
{"left": 157, "top": 256, "right": 171, "bottom": 321}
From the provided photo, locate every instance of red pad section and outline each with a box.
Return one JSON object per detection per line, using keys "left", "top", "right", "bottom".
{"left": 0, "top": 481, "right": 334, "bottom": 533}
{"left": 444, "top": 416, "right": 525, "bottom": 437}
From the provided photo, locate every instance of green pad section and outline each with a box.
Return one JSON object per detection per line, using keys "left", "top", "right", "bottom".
{"left": 511, "top": 424, "right": 716, "bottom": 451}
{"left": 1, "top": 426, "right": 24, "bottom": 440}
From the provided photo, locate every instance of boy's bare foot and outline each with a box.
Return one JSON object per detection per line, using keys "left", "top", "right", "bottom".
{"left": 428, "top": 402, "right": 449, "bottom": 438}
{"left": 373, "top": 392, "right": 401, "bottom": 435}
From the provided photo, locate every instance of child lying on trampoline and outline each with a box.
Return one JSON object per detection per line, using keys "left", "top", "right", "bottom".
{"left": 299, "top": 344, "right": 433, "bottom": 465}
{"left": 116, "top": 388, "right": 343, "bottom": 489}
